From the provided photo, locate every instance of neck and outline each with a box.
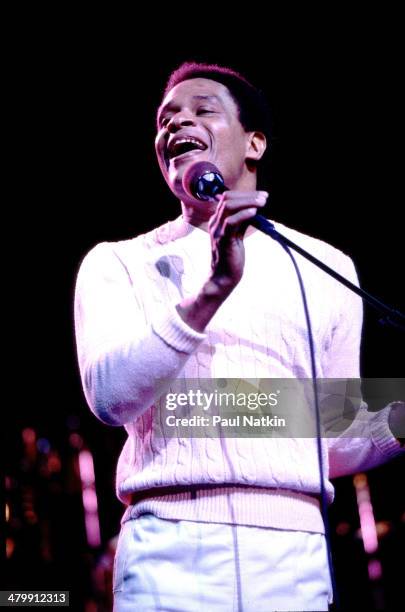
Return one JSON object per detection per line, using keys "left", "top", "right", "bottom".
{"left": 180, "top": 200, "right": 216, "bottom": 232}
{"left": 180, "top": 203, "right": 258, "bottom": 237}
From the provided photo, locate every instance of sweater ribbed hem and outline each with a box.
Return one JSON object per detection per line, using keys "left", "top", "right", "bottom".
{"left": 152, "top": 305, "right": 206, "bottom": 353}
{"left": 121, "top": 486, "right": 325, "bottom": 534}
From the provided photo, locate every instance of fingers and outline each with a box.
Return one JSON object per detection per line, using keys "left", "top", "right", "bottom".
{"left": 214, "top": 191, "right": 268, "bottom": 215}
{"left": 212, "top": 208, "right": 259, "bottom": 239}
{"left": 207, "top": 190, "right": 269, "bottom": 288}
{"left": 216, "top": 190, "right": 269, "bottom": 200}
{"left": 209, "top": 190, "right": 269, "bottom": 238}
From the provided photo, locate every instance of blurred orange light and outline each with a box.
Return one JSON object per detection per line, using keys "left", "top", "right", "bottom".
{"left": 6, "top": 538, "right": 15, "bottom": 558}
{"left": 48, "top": 452, "right": 62, "bottom": 473}
{"left": 336, "top": 521, "right": 350, "bottom": 536}
{"left": 24, "top": 510, "right": 38, "bottom": 524}
{"left": 22, "top": 428, "right": 36, "bottom": 444}
{"left": 375, "top": 521, "right": 391, "bottom": 537}
{"left": 69, "top": 432, "right": 83, "bottom": 449}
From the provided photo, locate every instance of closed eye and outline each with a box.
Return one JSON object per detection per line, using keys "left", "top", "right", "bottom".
{"left": 197, "top": 108, "right": 216, "bottom": 115}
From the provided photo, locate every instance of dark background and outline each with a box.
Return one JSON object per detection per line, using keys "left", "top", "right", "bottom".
{"left": 5, "top": 16, "right": 404, "bottom": 611}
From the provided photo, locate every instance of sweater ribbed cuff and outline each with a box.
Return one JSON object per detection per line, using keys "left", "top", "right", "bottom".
{"left": 152, "top": 305, "right": 206, "bottom": 354}
{"left": 371, "top": 405, "right": 405, "bottom": 457}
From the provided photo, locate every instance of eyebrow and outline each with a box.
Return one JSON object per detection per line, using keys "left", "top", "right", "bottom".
{"left": 157, "top": 95, "right": 222, "bottom": 124}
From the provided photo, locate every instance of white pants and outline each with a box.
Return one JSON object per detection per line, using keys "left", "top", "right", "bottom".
{"left": 113, "top": 513, "right": 332, "bottom": 611}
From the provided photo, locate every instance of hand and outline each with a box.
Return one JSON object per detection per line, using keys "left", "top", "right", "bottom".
{"left": 175, "top": 189, "right": 268, "bottom": 332}
{"left": 388, "top": 401, "right": 405, "bottom": 446}
{"left": 208, "top": 190, "right": 268, "bottom": 291}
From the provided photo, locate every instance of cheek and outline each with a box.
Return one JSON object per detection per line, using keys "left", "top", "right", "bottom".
{"left": 155, "top": 143, "right": 169, "bottom": 176}
{"left": 168, "top": 166, "right": 179, "bottom": 185}
{"left": 217, "top": 138, "right": 246, "bottom": 171}
{"left": 216, "top": 127, "right": 246, "bottom": 158}
{"left": 155, "top": 134, "right": 166, "bottom": 160}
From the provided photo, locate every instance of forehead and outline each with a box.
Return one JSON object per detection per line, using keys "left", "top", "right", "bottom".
{"left": 159, "top": 78, "right": 237, "bottom": 112}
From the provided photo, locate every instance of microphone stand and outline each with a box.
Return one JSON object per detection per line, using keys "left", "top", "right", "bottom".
{"left": 185, "top": 163, "right": 405, "bottom": 332}
{"left": 250, "top": 214, "right": 405, "bottom": 332}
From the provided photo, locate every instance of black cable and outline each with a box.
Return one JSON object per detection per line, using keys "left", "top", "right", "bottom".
{"left": 221, "top": 235, "right": 340, "bottom": 611}
{"left": 277, "top": 238, "right": 340, "bottom": 610}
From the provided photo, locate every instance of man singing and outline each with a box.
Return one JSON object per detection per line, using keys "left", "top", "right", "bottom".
{"left": 74, "top": 62, "right": 404, "bottom": 611}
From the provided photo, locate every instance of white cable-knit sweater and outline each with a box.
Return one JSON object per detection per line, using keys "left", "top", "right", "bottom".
{"left": 74, "top": 216, "right": 402, "bottom": 532}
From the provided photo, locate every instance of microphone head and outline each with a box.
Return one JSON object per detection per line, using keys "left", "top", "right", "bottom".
{"left": 182, "top": 161, "right": 226, "bottom": 201}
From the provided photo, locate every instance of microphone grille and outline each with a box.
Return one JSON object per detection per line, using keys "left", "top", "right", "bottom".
{"left": 183, "top": 162, "right": 226, "bottom": 201}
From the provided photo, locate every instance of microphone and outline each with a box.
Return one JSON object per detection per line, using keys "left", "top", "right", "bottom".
{"left": 182, "top": 161, "right": 227, "bottom": 201}
{"left": 182, "top": 161, "right": 277, "bottom": 236}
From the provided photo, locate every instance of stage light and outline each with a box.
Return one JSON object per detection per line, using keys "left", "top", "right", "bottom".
{"left": 78, "top": 448, "right": 101, "bottom": 548}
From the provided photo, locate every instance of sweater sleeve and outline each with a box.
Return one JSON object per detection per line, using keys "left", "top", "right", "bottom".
{"left": 74, "top": 242, "right": 206, "bottom": 426}
{"left": 322, "top": 254, "right": 404, "bottom": 477}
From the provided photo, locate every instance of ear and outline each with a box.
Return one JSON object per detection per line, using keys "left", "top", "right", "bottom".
{"left": 245, "top": 131, "right": 267, "bottom": 161}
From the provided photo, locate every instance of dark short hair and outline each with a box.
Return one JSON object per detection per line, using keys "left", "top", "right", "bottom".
{"left": 162, "top": 62, "right": 272, "bottom": 188}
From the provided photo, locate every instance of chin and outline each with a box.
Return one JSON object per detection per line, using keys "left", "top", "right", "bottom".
{"left": 162, "top": 152, "right": 221, "bottom": 202}
{"left": 170, "top": 152, "right": 210, "bottom": 178}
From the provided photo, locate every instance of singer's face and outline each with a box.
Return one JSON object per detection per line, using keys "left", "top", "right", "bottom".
{"left": 155, "top": 78, "right": 253, "bottom": 204}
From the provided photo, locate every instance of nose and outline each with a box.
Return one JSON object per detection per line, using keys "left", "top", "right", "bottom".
{"left": 167, "top": 110, "right": 196, "bottom": 133}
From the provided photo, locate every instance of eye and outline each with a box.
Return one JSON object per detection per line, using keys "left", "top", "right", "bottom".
{"left": 197, "top": 107, "right": 215, "bottom": 116}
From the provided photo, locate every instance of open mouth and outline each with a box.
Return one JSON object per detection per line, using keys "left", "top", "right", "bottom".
{"left": 167, "top": 137, "right": 208, "bottom": 161}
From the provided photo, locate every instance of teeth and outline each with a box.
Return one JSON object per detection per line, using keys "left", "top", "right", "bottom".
{"left": 175, "top": 138, "right": 204, "bottom": 146}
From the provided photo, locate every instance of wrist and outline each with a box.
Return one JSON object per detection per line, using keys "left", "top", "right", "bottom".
{"left": 204, "top": 275, "right": 239, "bottom": 299}
{"left": 176, "top": 277, "right": 237, "bottom": 333}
